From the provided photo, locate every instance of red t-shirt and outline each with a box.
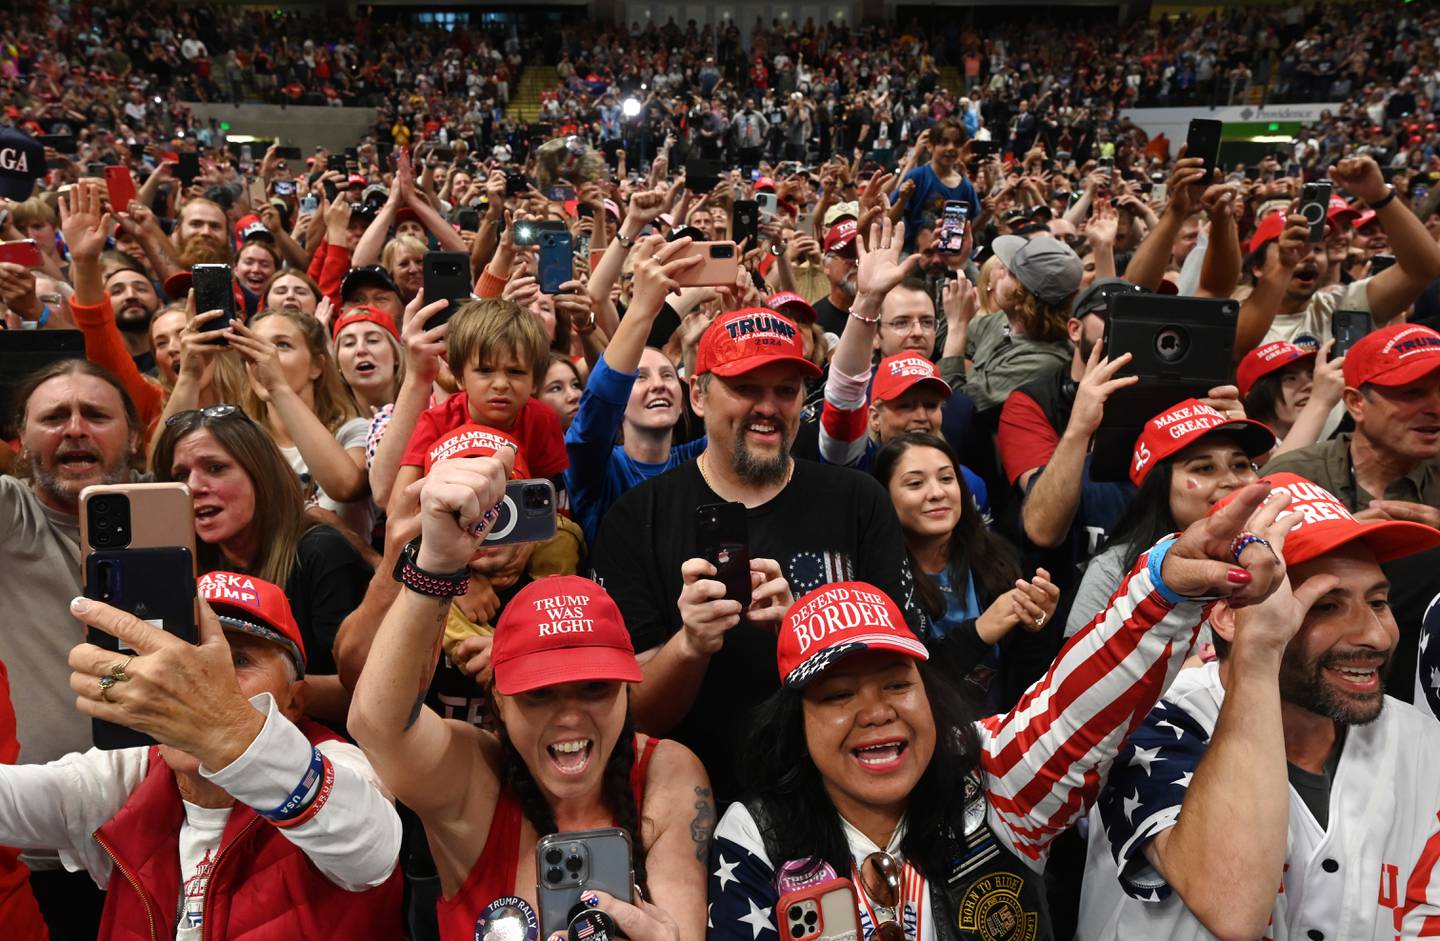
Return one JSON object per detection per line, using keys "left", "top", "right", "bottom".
{"left": 400, "top": 394, "right": 568, "bottom": 479}
{"left": 997, "top": 389, "right": 1061, "bottom": 485}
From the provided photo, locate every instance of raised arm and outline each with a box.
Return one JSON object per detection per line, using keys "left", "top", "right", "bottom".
{"left": 1330, "top": 155, "right": 1440, "bottom": 326}
{"left": 1235, "top": 213, "right": 1310, "bottom": 361}
{"left": 370, "top": 294, "right": 449, "bottom": 510}
{"left": 1124, "top": 158, "right": 1208, "bottom": 291}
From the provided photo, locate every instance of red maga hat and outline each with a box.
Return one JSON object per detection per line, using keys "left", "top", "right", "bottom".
{"left": 1343, "top": 323, "right": 1440, "bottom": 390}
{"left": 778, "top": 582, "right": 928, "bottom": 688}
{"left": 491, "top": 576, "right": 643, "bottom": 695}
{"left": 694, "top": 308, "right": 821, "bottom": 379}
{"left": 1237, "top": 341, "right": 1316, "bottom": 397}
{"left": 872, "top": 353, "right": 951, "bottom": 404}
{"left": 1130, "top": 399, "right": 1275, "bottom": 486}
{"left": 198, "top": 571, "right": 307, "bottom": 676}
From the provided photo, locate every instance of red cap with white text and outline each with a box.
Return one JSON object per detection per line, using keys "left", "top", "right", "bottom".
{"left": 1236, "top": 341, "right": 1316, "bottom": 397}
{"left": 423, "top": 423, "right": 529, "bottom": 478}
{"left": 1211, "top": 473, "right": 1440, "bottom": 566}
{"left": 198, "top": 571, "right": 307, "bottom": 677}
{"left": 1130, "top": 399, "right": 1275, "bottom": 486}
{"left": 871, "top": 353, "right": 952, "bottom": 404}
{"left": 778, "top": 582, "right": 928, "bottom": 688}
{"left": 491, "top": 576, "right": 644, "bottom": 695}
{"left": 694, "top": 308, "right": 822, "bottom": 379}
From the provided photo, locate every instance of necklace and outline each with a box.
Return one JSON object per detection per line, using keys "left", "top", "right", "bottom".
{"left": 697, "top": 452, "right": 794, "bottom": 495}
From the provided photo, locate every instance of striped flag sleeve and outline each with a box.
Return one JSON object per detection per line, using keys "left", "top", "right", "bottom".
{"left": 975, "top": 544, "right": 1206, "bottom": 866}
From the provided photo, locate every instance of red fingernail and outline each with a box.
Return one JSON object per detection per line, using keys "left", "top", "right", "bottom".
{"left": 1227, "top": 568, "right": 1252, "bottom": 584}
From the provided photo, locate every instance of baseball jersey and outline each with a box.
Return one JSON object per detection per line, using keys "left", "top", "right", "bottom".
{"left": 710, "top": 546, "right": 1212, "bottom": 941}
{"left": 1077, "top": 661, "right": 1440, "bottom": 941}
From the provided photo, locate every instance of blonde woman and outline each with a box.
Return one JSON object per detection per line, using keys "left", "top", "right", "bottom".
{"left": 380, "top": 234, "right": 427, "bottom": 302}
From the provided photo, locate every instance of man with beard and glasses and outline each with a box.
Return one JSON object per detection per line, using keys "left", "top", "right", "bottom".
{"left": 1236, "top": 155, "right": 1440, "bottom": 356}
{"left": 1078, "top": 472, "right": 1440, "bottom": 941}
{"left": 0, "top": 360, "right": 140, "bottom": 765}
{"left": 590, "top": 305, "right": 920, "bottom": 802}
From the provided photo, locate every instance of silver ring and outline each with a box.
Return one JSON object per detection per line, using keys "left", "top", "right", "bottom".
{"left": 1034, "top": 613, "right": 1047, "bottom": 628}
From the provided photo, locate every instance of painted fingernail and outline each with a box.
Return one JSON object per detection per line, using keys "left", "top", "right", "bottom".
{"left": 70, "top": 597, "right": 91, "bottom": 613}
{"left": 1227, "top": 568, "right": 1252, "bottom": 585}
{"left": 580, "top": 890, "right": 601, "bottom": 908}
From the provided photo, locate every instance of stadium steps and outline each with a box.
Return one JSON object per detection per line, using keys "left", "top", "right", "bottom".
{"left": 507, "top": 64, "right": 558, "bottom": 123}
{"left": 938, "top": 66, "right": 964, "bottom": 96}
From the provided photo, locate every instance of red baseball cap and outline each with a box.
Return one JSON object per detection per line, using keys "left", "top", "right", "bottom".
{"left": 1328, "top": 195, "right": 1361, "bottom": 227}
{"left": 198, "top": 571, "right": 307, "bottom": 677}
{"left": 765, "top": 291, "right": 817, "bottom": 324}
{"left": 1343, "top": 323, "right": 1440, "bottom": 389}
{"left": 1212, "top": 473, "right": 1440, "bottom": 566}
{"left": 778, "top": 582, "right": 929, "bottom": 688}
{"left": 332, "top": 305, "right": 401, "bottom": 344}
{"left": 1236, "top": 341, "right": 1316, "bottom": 397}
{"left": 1247, "top": 210, "right": 1288, "bottom": 254}
{"left": 1130, "top": 398, "right": 1275, "bottom": 486}
{"left": 694, "top": 308, "right": 822, "bottom": 379}
{"left": 872, "top": 353, "right": 951, "bottom": 404}
{"left": 345, "top": 174, "right": 367, "bottom": 189}
{"left": 490, "top": 576, "right": 644, "bottom": 695}
{"left": 824, "top": 219, "right": 859, "bottom": 255}
{"left": 1351, "top": 209, "right": 1378, "bottom": 230}
{"left": 423, "top": 423, "right": 528, "bottom": 478}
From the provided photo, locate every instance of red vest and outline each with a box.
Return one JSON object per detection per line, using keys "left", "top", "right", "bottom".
{"left": 93, "top": 720, "right": 405, "bottom": 941}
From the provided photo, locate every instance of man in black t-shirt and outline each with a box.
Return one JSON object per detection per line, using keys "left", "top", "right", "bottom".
{"left": 591, "top": 307, "right": 919, "bottom": 801}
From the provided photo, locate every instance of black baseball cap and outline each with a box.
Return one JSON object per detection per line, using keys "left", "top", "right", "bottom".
{"left": 341, "top": 264, "right": 400, "bottom": 300}
{"left": 0, "top": 127, "right": 44, "bottom": 201}
{"left": 1071, "top": 278, "right": 1144, "bottom": 319}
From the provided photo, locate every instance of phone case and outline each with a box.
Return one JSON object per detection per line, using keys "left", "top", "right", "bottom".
{"left": 0, "top": 240, "right": 43, "bottom": 268}
{"left": 191, "top": 264, "right": 236, "bottom": 340}
{"left": 535, "top": 828, "right": 634, "bottom": 937}
{"left": 538, "top": 231, "right": 574, "bottom": 295}
{"left": 732, "top": 200, "right": 759, "bottom": 246}
{"left": 484, "top": 480, "right": 558, "bottom": 546}
{"left": 423, "top": 251, "right": 472, "bottom": 330}
{"left": 85, "top": 547, "right": 198, "bottom": 749}
{"left": 1300, "top": 183, "right": 1332, "bottom": 243}
{"left": 757, "top": 193, "right": 779, "bottom": 219}
{"left": 104, "top": 167, "right": 137, "bottom": 213}
{"left": 1186, "top": 119, "right": 1222, "bottom": 179}
{"left": 778, "top": 879, "right": 861, "bottom": 941}
{"left": 79, "top": 483, "right": 196, "bottom": 584}
{"left": 1332, "top": 309, "right": 1374, "bottom": 357}
{"left": 695, "top": 501, "right": 752, "bottom": 608}
{"left": 673, "top": 241, "right": 740, "bottom": 287}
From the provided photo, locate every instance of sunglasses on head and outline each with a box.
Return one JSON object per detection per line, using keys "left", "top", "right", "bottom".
{"left": 164, "top": 404, "right": 248, "bottom": 428}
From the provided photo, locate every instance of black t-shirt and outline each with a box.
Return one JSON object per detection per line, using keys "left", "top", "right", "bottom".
{"left": 811, "top": 295, "right": 848, "bottom": 336}
{"left": 283, "top": 525, "right": 373, "bottom": 676}
{"left": 590, "top": 459, "right": 919, "bottom": 801}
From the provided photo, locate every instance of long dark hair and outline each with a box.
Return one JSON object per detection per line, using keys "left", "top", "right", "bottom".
{"left": 743, "top": 661, "right": 982, "bottom": 880}
{"left": 873, "top": 433, "right": 1021, "bottom": 615}
{"left": 494, "top": 699, "right": 650, "bottom": 895}
{"left": 1102, "top": 461, "right": 1177, "bottom": 574}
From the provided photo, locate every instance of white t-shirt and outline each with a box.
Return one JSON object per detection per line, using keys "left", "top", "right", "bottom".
{"left": 281, "top": 416, "right": 374, "bottom": 539}
{"left": 177, "top": 803, "right": 229, "bottom": 936}
{"left": 1262, "top": 278, "right": 1372, "bottom": 350}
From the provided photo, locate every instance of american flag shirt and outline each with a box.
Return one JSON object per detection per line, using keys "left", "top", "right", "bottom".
{"left": 709, "top": 546, "right": 1209, "bottom": 941}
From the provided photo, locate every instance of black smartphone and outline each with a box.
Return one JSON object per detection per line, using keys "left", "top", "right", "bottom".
{"left": 39, "top": 134, "right": 78, "bottom": 155}
{"left": 695, "top": 501, "right": 752, "bottom": 609}
{"left": 1300, "top": 181, "right": 1333, "bottom": 243}
{"left": 276, "top": 145, "right": 303, "bottom": 161}
{"left": 191, "top": 264, "right": 236, "bottom": 344}
{"left": 85, "top": 546, "right": 198, "bottom": 749}
{"left": 326, "top": 154, "right": 346, "bottom": 174}
{"left": 1332, "top": 309, "right": 1373, "bottom": 357}
{"left": 969, "top": 140, "right": 998, "bottom": 157}
{"left": 732, "top": 199, "right": 759, "bottom": 246}
{"left": 1185, "top": 118, "right": 1223, "bottom": 182}
{"left": 85, "top": 161, "right": 107, "bottom": 178}
{"left": 1369, "top": 253, "right": 1396, "bottom": 276}
{"left": 0, "top": 330, "right": 85, "bottom": 439}
{"left": 538, "top": 230, "right": 574, "bottom": 295}
{"left": 422, "top": 251, "right": 472, "bottom": 330}
{"left": 685, "top": 157, "right": 722, "bottom": 194}
{"left": 505, "top": 171, "right": 529, "bottom": 195}
{"left": 176, "top": 151, "right": 200, "bottom": 186}
{"left": 455, "top": 208, "right": 481, "bottom": 232}
{"left": 484, "top": 480, "right": 559, "bottom": 546}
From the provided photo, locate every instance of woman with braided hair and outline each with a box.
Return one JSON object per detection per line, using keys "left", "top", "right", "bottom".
{"left": 349, "top": 445, "right": 712, "bottom": 941}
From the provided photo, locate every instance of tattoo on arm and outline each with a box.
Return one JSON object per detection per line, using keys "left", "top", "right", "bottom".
{"left": 403, "top": 694, "right": 425, "bottom": 731}
{"left": 690, "top": 786, "right": 716, "bottom": 862}
{"left": 402, "top": 602, "right": 449, "bottom": 732}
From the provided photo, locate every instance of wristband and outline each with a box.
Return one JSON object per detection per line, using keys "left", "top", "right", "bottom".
{"left": 37, "top": 305, "right": 50, "bottom": 329}
{"left": 1145, "top": 534, "right": 1185, "bottom": 606}
{"left": 848, "top": 306, "right": 880, "bottom": 325}
{"left": 269, "top": 755, "right": 335, "bottom": 830}
{"left": 258, "top": 746, "right": 326, "bottom": 822}
{"left": 1367, "top": 188, "right": 1396, "bottom": 211}
{"left": 393, "top": 537, "right": 470, "bottom": 598}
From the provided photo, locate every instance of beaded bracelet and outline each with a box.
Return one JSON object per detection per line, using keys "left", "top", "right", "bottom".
{"left": 1229, "top": 531, "right": 1271, "bottom": 564}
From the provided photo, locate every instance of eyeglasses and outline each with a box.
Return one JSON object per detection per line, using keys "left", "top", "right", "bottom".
{"left": 164, "top": 404, "right": 245, "bottom": 427}
{"left": 882, "top": 317, "right": 937, "bottom": 334}
{"left": 858, "top": 852, "right": 904, "bottom": 941}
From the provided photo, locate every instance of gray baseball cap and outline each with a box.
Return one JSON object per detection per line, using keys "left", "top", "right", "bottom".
{"left": 992, "top": 235, "right": 1083, "bottom": 306}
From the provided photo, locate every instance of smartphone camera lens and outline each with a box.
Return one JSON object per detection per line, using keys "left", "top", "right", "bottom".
{"left": 523, "top": 485, "right": 550, "bottom": 511}
{"left": 564, "top": 852, "right": 583, "bottom": 874}
{"left": 788, "top": 907, "right": 803, "bottom": 922}
{"left": 545, "top": 847, "right": 563, "bottom": 866}
{"left": 711, "top": 244, "right": 735, "bottom": 258}
{"left": 546, "top": 867, "right": 564, "bottom": 884}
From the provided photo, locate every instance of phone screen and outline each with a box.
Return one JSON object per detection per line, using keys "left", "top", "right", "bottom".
{"left": 940, "top": 202, "right": 968, "bottom": 254}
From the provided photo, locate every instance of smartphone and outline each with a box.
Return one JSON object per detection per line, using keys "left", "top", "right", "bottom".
{"left": 485, "top": 480, "right": 559, "bottom": 546}
{"left": 535, "top": 828, "right": 635, "bottom": 938}
{"left": 1244, "top": 166, "right": 1260, "bottom": 182}
{"left": 695, "top": 501, "right": 752, "bottom": 608}
{"left": 778, "top": 878, "right": 861, "bottom": 941}
{"left": 1286, "top": 161, "right": 1302, "bottom": 178}
{"left": 191, "top": 263, "right": 236, "bottom": 343}
{"left": 545, "top": 184, "right": 576, "bottom": 203}
{"left": 1185, "top": 118, "right": 1223, "bottom": 181}
{"left": 421, "top": 251, "right": 472, "bottom": 330}
{"left": 104, "top": 166, "right": 137, "bottom": 213}
{"left": 79, "top": 483, "right": 196, "bottom": 574}
{"left": 273, "top": 179, "right": 296, "bottom": 197}
{"left": 505, "top": 171, "right": 529, "bottom": 195}
{"left": 1151, "top": 182, "right": 1168, "bottom": 204}
{"left": 86, "top": 162, "right": 107, "bottom": 178}
{"left": 247, "top": 176, "right": 267, "bottom": 207}
{"left": 940, "top": 200, "right": 968, "bottom": 254}
{"left": 673, "top": 241, "right": 739, "bottom": 287}
{"left": 1332, "top": 309, "right": 1373, "bottom": 358}
{"left": 300, "top": 194, "right": 318, "bottom": 213}
{"left": 513, "top": 218, "right": 567, "bottom": 247}
{"left": 276, "top": 145, "right": 303, "bottom": 161}
{"left": 85, "top": 547, "right": 198, "bottom": 749}
{"left": 455, "top": 208, "right": 481, "bottom": 232}
{"left": 538, "top": 230, "right": 574, "bottom": 295}
{"left": 1369, "top": 253, "right": 1397, "bottom": 276}
{"left": 732, "top": 199, "right": 759, "bottom": 246}
{"left": 0, "top": 240, "right": 42, "bottom": 268}
{"left": 757, "top": 192, "right": 779, "bottom": 220}
{"left": 39, "top": 134, "right": 78, "bottom": 155}
{"left": 1300, "top": 181, "right": 1333, "bottom": 243}
{"left": 685, "top": 157, "right": 722, "bottom": 194}
{"left": 327, "top": 153, "right": 346, "bottom": 175}
{"left": 176, "top": 151, "right": 201, "bottom": 186}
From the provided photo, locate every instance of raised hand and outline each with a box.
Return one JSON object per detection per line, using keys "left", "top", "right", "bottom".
{"left": 58, "top": 181, "right": 113, "bottom": 262}
{"left": 1161, "top": 484, "right": 1301, "bottom": 607}
{"left": 855, "top": 217, "right": 919, "bottom": 298}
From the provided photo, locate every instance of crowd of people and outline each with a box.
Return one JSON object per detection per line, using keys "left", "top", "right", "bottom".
{"left": 3, "top": 1, "right": 1440, "bottom": 940}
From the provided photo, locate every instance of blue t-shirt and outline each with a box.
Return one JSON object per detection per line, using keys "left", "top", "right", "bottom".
{"left": 929, "top": 565, "right": 982, "bottom": 641}
{"left": 893, "top": 163, "right": 981, "bottom": 250}
{"left": 564, "top": 356, "right": 707, "bottom": 546}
